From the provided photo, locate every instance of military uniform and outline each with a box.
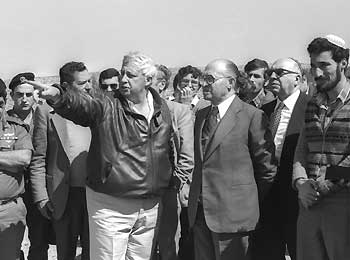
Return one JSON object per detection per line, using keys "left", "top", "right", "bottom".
{"left": 0, "top": 114, "right": 33, "bottom": 260}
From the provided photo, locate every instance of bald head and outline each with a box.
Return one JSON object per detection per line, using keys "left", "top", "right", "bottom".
{"left": 201, "top": 59, "right": 239, "bottom": 105}
{"left": 205, "top": 59, "right": 239, "bottom": 78}
{"left": 271, "top": 58, "right": 302, "bottom": 75}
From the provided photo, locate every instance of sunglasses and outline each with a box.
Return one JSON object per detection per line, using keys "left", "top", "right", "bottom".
{"left": 265, "top": 68, "right": 299, "bottom": 78}
{"left": 199, "top": 75, "right": 231, "bottom": 85}
{"left": 100, "top": 83, "right": 118, "bottom": 90}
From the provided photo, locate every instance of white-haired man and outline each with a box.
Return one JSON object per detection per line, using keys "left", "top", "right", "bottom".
{"left": 23, "top": 52, "right": 175, "bottom": 260}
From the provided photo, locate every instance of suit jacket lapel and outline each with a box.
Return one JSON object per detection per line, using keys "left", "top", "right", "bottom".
{"left": 285, "top": 92, "right": 308, "bottom": 136}
{"left": 50, "top": 112, "right": 70, "bottom": 158}
{"left": 204, "top": 97, "right": 242, "bottom": 160}
{"left": 195, "top": 106, "right": 210, "bottom": 162}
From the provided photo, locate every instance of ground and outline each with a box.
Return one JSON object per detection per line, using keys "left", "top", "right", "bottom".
{"left": 22, "top": 227, "right": 82, "bottom": 260}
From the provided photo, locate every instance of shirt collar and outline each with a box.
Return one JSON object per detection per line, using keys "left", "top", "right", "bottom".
{"left": 217, "top": 94, "right": 236, "bottom": 119}
{"left": 252, "top": 88, "right": 266, "bottom": 108}
{"left": 315, "top": 79, "right": 350, "bottom": 106}
{"left": 280, "top": 89, "right": 300, "bottom": 111}
{"left": 127, "top": 91, "right": 154, "bottom": 123}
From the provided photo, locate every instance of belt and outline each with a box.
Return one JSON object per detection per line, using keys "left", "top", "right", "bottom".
{"left": 0, "top": 195, "right": 19, "bottom": 205}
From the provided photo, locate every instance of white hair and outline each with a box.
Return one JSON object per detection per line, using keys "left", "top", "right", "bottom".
{"left": 122, "top": 51, "right": 157, "bottom": 78}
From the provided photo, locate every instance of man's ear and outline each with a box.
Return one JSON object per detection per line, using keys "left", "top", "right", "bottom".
{"left": 145, "top": 76, "right": 153, "bottom": 87}
{"left": 340, "top": 59, "right": 348, "bottom": 71}
{"left": 228, "top": 77, "right": 236, "bottom": 92}
{"left": 62, "top": 82, "right": 70, "bottom": 90}
{"left": 159, "top": 80, "right": 166, "bottom": 91}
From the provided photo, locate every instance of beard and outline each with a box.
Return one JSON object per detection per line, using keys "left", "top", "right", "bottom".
{"left": 315, "top": 65, "right": 342, "bottom": 93}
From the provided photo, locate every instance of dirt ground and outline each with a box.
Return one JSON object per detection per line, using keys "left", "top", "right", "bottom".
{"left": 21, "top": 228, "right": 291, "bottom": 260}
{"left": 21, "top": 228, "right": 82, "bottom": 260}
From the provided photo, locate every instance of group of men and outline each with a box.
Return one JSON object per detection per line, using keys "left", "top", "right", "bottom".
{"left": 0, "top": 34, "right": 349, "bottom": 260}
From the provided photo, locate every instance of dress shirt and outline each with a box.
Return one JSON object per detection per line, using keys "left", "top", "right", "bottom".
{"left": 217, "top": 94, "right": 236, "bottom": 121}
{"left": 251, "top": 88, "right": 266, "bottom": 108}
{"left": 274, "top": 90, "right": 300, "bottom": 162}
{"left": 66, "top": 120, "right": 91, "bottom": 187}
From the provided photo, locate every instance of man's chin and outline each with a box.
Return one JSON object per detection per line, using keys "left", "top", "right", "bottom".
{"left": 316, "top": 82, "right": 336, "bottom": 93}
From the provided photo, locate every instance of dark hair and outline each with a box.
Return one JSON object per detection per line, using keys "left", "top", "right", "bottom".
{"left": 59, "top": 61, "right": 87, "bottom": 85}
{"left": 99, "top": 68, "right": 120, "bottom": 84}
{"left": 0, "top": 78, "right": 6, "bottom": 101}
{"left": 173, "top": 65, "right": 201, "bottom": 90}
{"left": 307, "top": 37, "right": 350, "bottom": 63}
{"left": 156, "top": 64, "right": 172, "bottom": 90}
{"left": 244, "top": 59, "right": 269, "bottom": 74}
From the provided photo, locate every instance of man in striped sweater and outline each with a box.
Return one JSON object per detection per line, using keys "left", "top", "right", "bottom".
{"left": 293, "top": 34, "right": 350, "bottom": 260}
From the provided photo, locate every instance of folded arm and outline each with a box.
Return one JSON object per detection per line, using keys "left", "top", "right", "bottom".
{"left": 0, "top": 149, "right": 32, "bottom": 173}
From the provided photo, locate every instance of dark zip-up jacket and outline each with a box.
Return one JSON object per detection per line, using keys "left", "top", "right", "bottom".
{"left": 49, "top": 87, "right": 173, "bottom": 198}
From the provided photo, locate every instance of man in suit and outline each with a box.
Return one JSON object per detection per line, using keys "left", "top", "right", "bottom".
{"left": 30, "top": 62, "right": 92, "bottom": 260}
{"left": 152, "top": 64, "right": 194, "bottom": 260}
{"left": 188, "top": 59, "right": 277, "bottom": 260}
{"left": 252, "top": 58, "right": 310, "bottom": 260}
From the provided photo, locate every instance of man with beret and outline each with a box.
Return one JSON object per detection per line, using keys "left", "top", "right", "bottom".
{"left": 7, "top": 72, "right": 54, "bottom": 260}
{"left": 293, "top": 34, "right": 350, "bottom": 260}
{"left": 0, "top": 78, "right": 33, "bottom": 260}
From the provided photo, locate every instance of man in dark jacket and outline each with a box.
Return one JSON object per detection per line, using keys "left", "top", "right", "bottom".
{"left": 252, "top": 58, "right": 310, "bottom": 260}
{"left": 24, "top": 52, "right": 175, "bottom": 260}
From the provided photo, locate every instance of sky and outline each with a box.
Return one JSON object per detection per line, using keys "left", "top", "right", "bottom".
{"left": 1, "top": 0, "right": 349, "bottom": 79}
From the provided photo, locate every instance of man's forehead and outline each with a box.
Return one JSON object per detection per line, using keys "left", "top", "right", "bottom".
{"left": 73, "top": 70, "right": 90, "bottom": 81}
{"left": 14, "top": 83, "right": 34, "bottom": 92}
{"left": 310, "top": 51, "right": 334, "bottom": 62}
{"left": 122, "top": 62, "right": 140, "bottom": 73}
{"left": 156, "top": 70, "right": 166, "bottom": 79}
{"left": 247, "top": 68, "right": 266, "bottom": 75}
{"left": 205, "top": 59, "right": 235, "bottom": 77}
{"left": 102, "top": 77, "right": 118, "bottom": 84}
{"left": 272, "top": 58, "right": 300, "bottom": 72}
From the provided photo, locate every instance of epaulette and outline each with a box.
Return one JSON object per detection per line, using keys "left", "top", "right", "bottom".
{"left": 5, "top": 115, "right": 30, "bottom": 132}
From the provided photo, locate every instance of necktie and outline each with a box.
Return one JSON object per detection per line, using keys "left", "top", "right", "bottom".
{"left": 202, "top": 106, "right": 219, "bottom": 152}
{"left": 270, "top": 101, "right": 285, "bottom": 138}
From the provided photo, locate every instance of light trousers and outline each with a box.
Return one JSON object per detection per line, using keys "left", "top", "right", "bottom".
{"left": 86, "top": 186, "right": 162, "bottom": 260}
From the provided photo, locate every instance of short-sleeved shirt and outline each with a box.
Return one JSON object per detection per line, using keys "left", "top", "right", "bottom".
{"left": 0, "top": 115, "right": 33, "bottom": 200}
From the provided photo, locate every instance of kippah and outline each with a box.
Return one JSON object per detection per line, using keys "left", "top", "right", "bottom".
{"left": 325, "top": 34, "right": 347, "bottom": 49}
{"left": 9, "top": 72, "right": 35, "bottom": 91}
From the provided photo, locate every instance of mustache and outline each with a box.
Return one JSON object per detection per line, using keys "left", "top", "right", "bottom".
{"left": 315, "top": 76, "right": 329, "bottom": 82}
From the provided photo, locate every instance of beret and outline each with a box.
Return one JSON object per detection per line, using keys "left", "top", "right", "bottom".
{"left": 9, "top": 72, "right": 35, "bottom": 91}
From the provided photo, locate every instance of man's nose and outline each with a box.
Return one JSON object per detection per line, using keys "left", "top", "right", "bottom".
{"left": 312, "top": 67, "right": 323, "bottom": 78}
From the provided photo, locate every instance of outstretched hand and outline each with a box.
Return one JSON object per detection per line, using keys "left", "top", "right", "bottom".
{"left": 20, "top": 77, "right": 61, "bottom": 102}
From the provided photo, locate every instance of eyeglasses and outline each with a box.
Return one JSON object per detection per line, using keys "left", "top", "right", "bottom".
{"left": 181, "top": 79, "right": 199, "bottom": 85}
{"left": 199, "top": 75, "right": 231, "bottom": 85}
{"left": 100, "top": 83, "right": 118, "bottom": 90}
{"left": 265, "top": 68, "right": 299, "bottom": 78}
